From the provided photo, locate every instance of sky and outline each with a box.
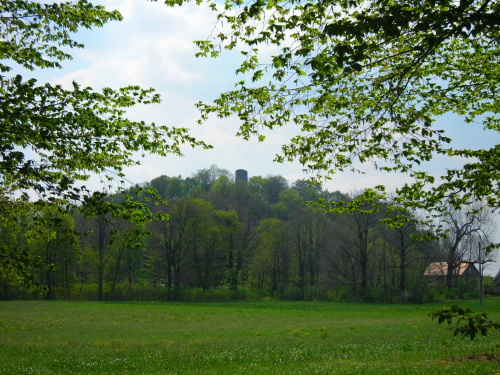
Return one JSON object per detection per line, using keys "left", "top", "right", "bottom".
{"left": 31, "top": 0, "right": 496, "bottom": 192}
{"left": 19, "top": 0, "right": 500, "bottom": 272}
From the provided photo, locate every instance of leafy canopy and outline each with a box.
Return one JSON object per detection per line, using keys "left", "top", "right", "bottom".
{"left": 163, "top": 0, "right": 500, "bottom": 217}
{"left": 0, "top": 0, "right": 210, "bottom": 290}
{"left": 0, "top": 0, "right": 209, "bottom": 203}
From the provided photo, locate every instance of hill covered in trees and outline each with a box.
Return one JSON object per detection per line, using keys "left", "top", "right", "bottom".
{"left": 0, "top": 165, "right": 489, "bottom": 303}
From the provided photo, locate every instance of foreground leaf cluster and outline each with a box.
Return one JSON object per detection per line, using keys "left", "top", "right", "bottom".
{"left": 430, "top": 305, "right": 500, "bottom": 341}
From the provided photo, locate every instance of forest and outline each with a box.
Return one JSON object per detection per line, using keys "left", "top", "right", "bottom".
{"left": 1, "top": 165, "right": 493, "bottom": 303}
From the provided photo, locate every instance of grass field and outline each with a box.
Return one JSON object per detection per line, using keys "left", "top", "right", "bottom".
{"left": 1, "top": 299, "right": 499, "bottom": 374}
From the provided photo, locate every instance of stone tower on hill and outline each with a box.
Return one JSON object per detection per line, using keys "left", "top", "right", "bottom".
{"left": 235, "top": 169, "right": 248, "bottom": 183}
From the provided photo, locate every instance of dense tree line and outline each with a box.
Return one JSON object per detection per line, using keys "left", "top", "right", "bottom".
{"left": 0, "top": 166, "right": 492, "bottom": 302}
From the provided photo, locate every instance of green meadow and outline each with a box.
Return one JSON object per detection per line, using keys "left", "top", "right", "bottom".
{"left": 1, "top": 299, "right": 499, "bottom": 374}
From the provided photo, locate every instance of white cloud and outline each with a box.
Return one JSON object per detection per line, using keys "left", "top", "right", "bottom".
{"left": 52, "top": 56, "right": 146, "bottom": 88}
{"left": 107, "top": 0, "right": 135, "bottom": 20}
{"left": 51, "top": 1, "right": 219, "bottom": 90}
{"left": 322, "top": 171, "right": 413, "bottom": 194}
{"left": 123, "top": 164, "right": 162, "bottom": 184}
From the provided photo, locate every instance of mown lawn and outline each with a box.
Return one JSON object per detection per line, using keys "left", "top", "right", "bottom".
{"left": 0, "top": 299, "right": 499, "bottom": 374}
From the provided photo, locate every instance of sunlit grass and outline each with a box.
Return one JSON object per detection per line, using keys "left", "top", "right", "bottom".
{"left": 1, "top": 299, "right": 499, "bottom": 374}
